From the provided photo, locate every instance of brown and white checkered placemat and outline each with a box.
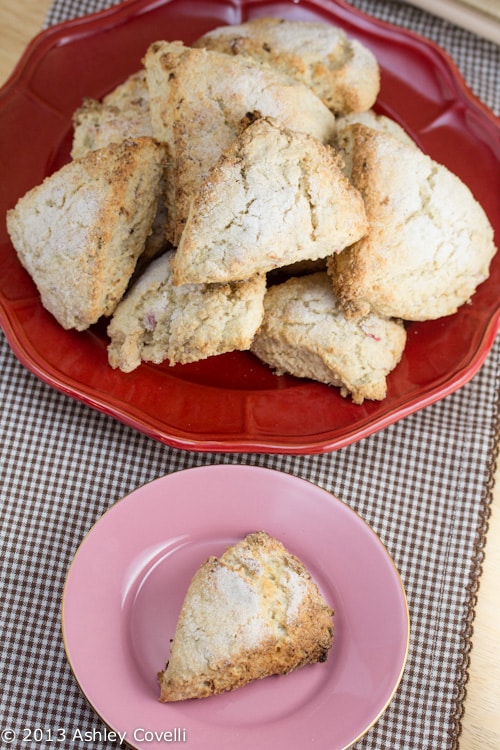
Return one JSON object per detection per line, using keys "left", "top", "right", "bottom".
{"left": 2, "top": 1, "right": 500, "bottom": 748}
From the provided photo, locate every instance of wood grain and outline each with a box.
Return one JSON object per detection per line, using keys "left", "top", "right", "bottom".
{"left": 410, "top": 0, "right": 500, "bottom": 43}
{"left": 0, "top": 0, "right": 52, "bottom": 87}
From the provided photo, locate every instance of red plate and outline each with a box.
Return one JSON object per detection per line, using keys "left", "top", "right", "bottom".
{"left": 1, "top": 0, "right": 499, "bottom": 453}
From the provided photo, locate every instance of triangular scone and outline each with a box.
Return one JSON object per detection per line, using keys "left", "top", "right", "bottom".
{"left": 171, "top": 116, "right": 367, "bottom": 285}
{"left": 251, "top": 273, "right": 406, "bottom": 404}
{"left": 327, "top": 124, "right": 497, "bottom": 321}
{"left": 107, "top": 251, "right": 266, "bottom": 372}
{"left": 71, "top": 74, "right": 167, "bottom": 266}
{"left": 194, "top": 17, "right": 380, "bottom": 115}
{"left": 143, "top": 41, "right": 337, "bottom": 245}
{"left": 6, "top": 137, "right": 165, "bottom": 331}
{"left": 71, "top": 71, "right": 153, "bottom": 159}
{"left": 159, "top": 531, "right": 334, "bottom": 702}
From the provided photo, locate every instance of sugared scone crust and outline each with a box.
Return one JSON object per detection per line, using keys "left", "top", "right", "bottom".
{"left": 327, "top": 123, "right": 497, "bottom": 321}
{"left": 193, "top": 17, "right": 380, "bottom": 115}
{"left": 6, "top": 137, "right": 165, "bottom": 331}
{"left": 71, "top": 73, "right": 168, "bottom": 265}
{"left": 171, "top": 116, "right": 367, "bottom": 285}
{"left": 158, "top": 531, "right": 334, "bottom": 702}
{"left": 251, "top": 272, "right": 407, "bottom": 404}
{"left": 107, "top": 251, "right": 266, "bottom": 372}
{"left": 143, "top": 40, "right": 336, "bottom": 245}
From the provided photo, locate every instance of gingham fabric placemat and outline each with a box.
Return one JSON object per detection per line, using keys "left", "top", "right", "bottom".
{"left": 2, "top": 1, "right": 499, "bottom": 748}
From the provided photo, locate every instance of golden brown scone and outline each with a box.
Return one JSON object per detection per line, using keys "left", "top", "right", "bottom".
{"left": 251, "top": 273, "right": 407, "bottom": 404}
{"left": 71, "top": 72, "right": 168, "bottom": 265}
{"left": 327, "top": 124, "right": 497, "bottom": 320}
{"left": 107, "top": 250, "right": 266, "bottom": 372}
{"left": 159, "top": 532, "right": 334, "bottom": 702}
{"left": 6, "top": 137, "right": 165, "bottom": 331}
{"left": 171, "top": 116, "right": 367, "bottom": 285}
{"left": 143, "top": 40, "right": 337, "bottom": 245}
{"left": 193, "top": 17, "right": 380, "bottom": 115}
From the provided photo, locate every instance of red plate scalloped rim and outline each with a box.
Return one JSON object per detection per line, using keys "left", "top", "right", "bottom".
{"left": 1, "top": 0, "right": 499, "bottom": 453}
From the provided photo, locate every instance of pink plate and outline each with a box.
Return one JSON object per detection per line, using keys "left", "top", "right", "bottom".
{"left": 62, "top": 465, "right": 409, "bottom": 750}
{"left": 1, "top": 0, "right": 499, "bottom": 453}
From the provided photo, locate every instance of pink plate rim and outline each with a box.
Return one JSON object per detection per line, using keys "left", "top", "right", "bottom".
{"left": 61, "top": 465, "right": 410, "bottom": 750}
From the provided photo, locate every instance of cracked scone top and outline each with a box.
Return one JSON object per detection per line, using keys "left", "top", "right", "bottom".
{"left": 158, "top": 531, "right": 334, "bottom": 702}
{"left": 171, "top": 116, "right": 367, "bottom": 285}
{"left": 144, "top": 40, "right": 337, "bottom": 245}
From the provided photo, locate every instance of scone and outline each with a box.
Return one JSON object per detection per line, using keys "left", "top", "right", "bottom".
{"left": 6, "top": 137, "right": 165, "bottom": 330}
{"left": 326, "top": 124, "right": 497, "bottom": 320}
{"left": 71, "top": 73, "right": 167, "bottom": 264}
{"left": 171, "top": 116, "right": 367, "bottom": 285}
{"left": 194, "top": 17, "right": 380, "bottom": 115}
{"left": 143, "top": 40, "right": 337, "bottom": 245}
{"left": 334, "top": 109, "right": 415, "bottom": 147}
{"left": 333, "top": 109, "right": 416, "bottom": 175}
{"left": 71, "top": 70, "right": 153, "bottom": 159}
{"left": 107, "top": 251, "right": 266, "bottom": 372}
{"left": 158, "top": 531, "right": 334, "bottom": 702}
{"left": 332, "top": 111, "right": 417, "bottom": 179}
{"left": 251, "top": 273, "right": 407, "bottom": 403}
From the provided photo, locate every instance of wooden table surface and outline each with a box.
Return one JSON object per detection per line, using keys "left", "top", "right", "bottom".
{"left": 1, "top": 2, "right": 499, "bottom": 748}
